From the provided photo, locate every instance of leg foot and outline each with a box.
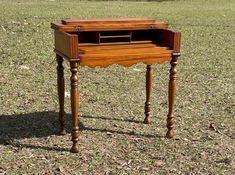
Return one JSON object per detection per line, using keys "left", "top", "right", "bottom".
{"left": 70, "top": 128, "right": 79, "bottom": 153}
{"left": 59, "top": 129, "right": 66, "bottom": 136}
{"left": 144, "top": 114, "right": 151, "bottom": 124}
{"left": 70, "top": 144, "right": 79, "bottom": 153}
{"left": 166, "top": 115, "right": 174, "bottom": 138}
{"left": 166, "top": 130, "right": 174, "bottom": 138}
{"left": 58, "top": 111, "right": 66, "bottom": 135}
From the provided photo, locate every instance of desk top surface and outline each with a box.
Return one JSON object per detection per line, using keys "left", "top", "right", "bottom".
{"left": 51, "top": 18, "right": 168, "bottom": 32}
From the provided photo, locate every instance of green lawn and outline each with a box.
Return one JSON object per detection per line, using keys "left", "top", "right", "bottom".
{"left": 0, "top": 0, "right": 235, "bottom": 174}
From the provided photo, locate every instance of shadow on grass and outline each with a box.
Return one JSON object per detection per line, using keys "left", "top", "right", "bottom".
{"left": 0, "top": 111, "right": 162, "bottom": 151}
{"left": 81, "top": 114, "right": 143, "bottom": 124}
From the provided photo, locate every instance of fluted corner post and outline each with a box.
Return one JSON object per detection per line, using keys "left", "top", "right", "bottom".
{"left": 56, "top": 54, "right": 66, "bottom": 136}
{"left": 70, "top": 61, "right": 80, "bottom": 153}
{"left": 144, "top": 64, "right": 152, "bottom": 124}
{"left": 166, "top": 56, "right": 178, "bottom": 138}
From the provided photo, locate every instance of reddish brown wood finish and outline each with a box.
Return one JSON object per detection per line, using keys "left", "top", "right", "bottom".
{"left": 166, "top": 56, "right": 178, "bottom": 138}
{"left": 78, "top": 46, "right": 173, "bottom": 68}
{"left": 56, "top": 54, "right": 66, "bottom": 135}
{"left": 157, "top": 29, "right": 181, "bottom": 53}
{"left": 52, "top": 18, "right": 181, "bottom": 153}
{"left": 144, "top": 65, "right": 152, "bottom": 124}
{"left": 70, "top": 62, "right": 80, "bottom": 153}
{"left": 54, "top": 30, "right": 79, "bottom": 59}
{"left": 61, "top": 18, "right": 156, "bottom": 25}
{"left": 51, "top": 18, "right": 168, "bottom": 32}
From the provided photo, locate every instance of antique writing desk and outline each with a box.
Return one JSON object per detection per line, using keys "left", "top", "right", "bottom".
{"left": 51, "top": 18, "right": 181, "bottom": 153}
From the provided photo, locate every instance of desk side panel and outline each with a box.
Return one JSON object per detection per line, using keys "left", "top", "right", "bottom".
{"left": 54, "top": 30, "right": 79, "bottom": 59}
{"left": 156, "top": 29, "right": 181, "bottom": 53}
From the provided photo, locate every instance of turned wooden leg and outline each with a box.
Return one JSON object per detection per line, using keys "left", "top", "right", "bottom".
{"left": 144, "top": 64, "right": 152, "bottom": 124}
{"left": 166, "top": 56, "right": 178, "bottom": 138}
{"left": 70, "top": 61, "right": 79, "bottom": 153}
{"left": 56, "top": 54, "right": 66, "bottom": 135}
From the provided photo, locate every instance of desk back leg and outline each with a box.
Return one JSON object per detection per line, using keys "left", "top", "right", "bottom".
{"left": 166, "top": 56, "right": 178, "bottom": 138}
{"left": 144, "top": 64, "right": 152, "bottom": 124}
{"left": 56, "top": 54, "right": 66, "bottom": 135}
{"left": 70, "top": 61, "right": 80, "bottom": 153}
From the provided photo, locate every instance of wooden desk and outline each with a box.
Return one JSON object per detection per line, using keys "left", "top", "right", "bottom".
{"left": 51, "top": 18, "right": 181, "bottom": 153}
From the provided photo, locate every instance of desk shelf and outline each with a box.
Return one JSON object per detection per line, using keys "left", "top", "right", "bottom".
{"left": 100, "top": 35, "right": 131, "bottom": 38}
{"left": 71, "top": 30, "right": 159, "bottom": 46}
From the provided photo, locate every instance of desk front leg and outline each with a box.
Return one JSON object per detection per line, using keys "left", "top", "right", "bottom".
{"left": 166, "top": 56, "right": 178, "bottom": 138}
{"left": 56, "top": 54, "right": 66, "bottom": 135}
{"left": 70, "top": 61, "right": 79, "bottom": 153}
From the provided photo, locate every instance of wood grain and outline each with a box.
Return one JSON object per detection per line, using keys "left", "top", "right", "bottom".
{"left": 157, "top": 29, "right": 181, "bottom": 53}
{"left": 56, "top": 54, "right": 66, "bottom": 135}
{"left": 79, "top": 46, "right": 172, "bottom": 68}
{"left": 144, "top": 65, "right": 152, "bottom": 124}
{"left": 166, "top": 56, "right": 178, "bottom": 138}
{"left": 51, "top": 22, "right": 168, "bottom": 32}
{"left": 70, "top": 62, "right": 79, "bottom": 153}
{"left": 61, "top": 18, "right": 156, "bottom": 25}
{"left": 54, "top": 30, "right": 79, "bottom": 59}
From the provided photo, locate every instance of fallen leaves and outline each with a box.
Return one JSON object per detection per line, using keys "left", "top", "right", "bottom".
{"left": 1, "top": 25, "right": 6, "bottom": 32}
{"left": 216, "top": 158, "right": 232, "bottom": 165}
{"left": 19, "top": 65, "right": 30, "bottom": 70}
{"left": 209, "top": 123, "right": 216, "bottom": 131}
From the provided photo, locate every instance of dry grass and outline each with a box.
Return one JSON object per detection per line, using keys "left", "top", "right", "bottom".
{"left": 0, "top": 0, "right": 235, "bottom": 174}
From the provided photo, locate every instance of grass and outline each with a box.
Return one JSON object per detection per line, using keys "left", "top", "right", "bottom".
{"left": 0, "top": 0, "right": 235, "bottom": 174}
